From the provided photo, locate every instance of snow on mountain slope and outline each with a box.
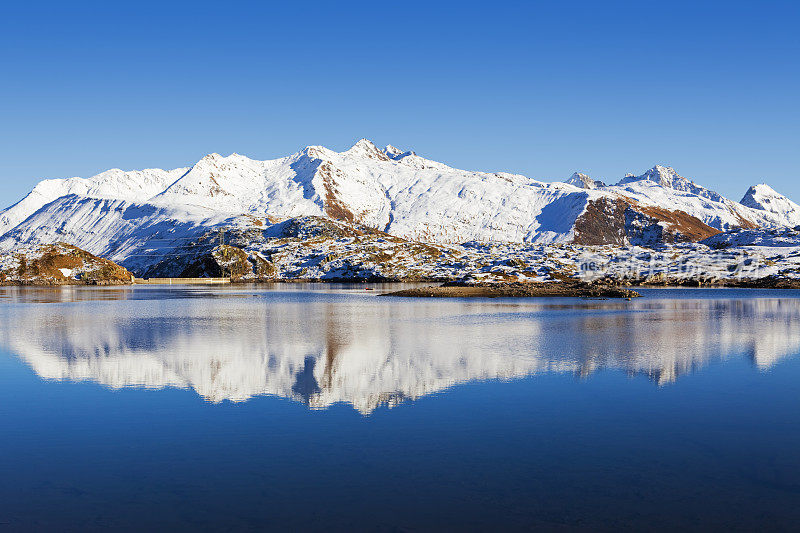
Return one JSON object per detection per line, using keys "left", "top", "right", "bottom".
{"left": 0, "top": 167, "right": 188, "bottom": 237}
{"left": 607, "top": 179, "right": 747, "bottom": 230}
{"left": 617, "top": 165, "right": 724, "bottom": 201}
{"left": 740, "top": 184, "right": 800, "bottom": 226}
{"left": 702, "top": 226, "right": 800, "bottom": 248}
{"left": 606, "top": 165, "right": 799, "bottom": 231}
{"left": 0, "top": 194, "right": 234, "bottom": 274}
{"left": 2, "top": 139, "right": 800, "bottom": 266}
{"left": 0, "top": 139, "right": 600, "bottom": 250}
{"left": 565, "top": 172, "right": 605, "bottom": 189}
{"left": 153, "top": 151, "right": 325, "bottom": 217}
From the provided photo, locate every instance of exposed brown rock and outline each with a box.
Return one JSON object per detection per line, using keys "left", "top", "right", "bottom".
{"left": 573, "top": 197, "right": 629, "bottom": 245}
{"left": 3, "top": 243, "right": 132, "bottom": 285}
{"left": 634, "top": 204, "right": 720, "bottom": 242}
{"left": 573, "top": 196, "right": 720, "bottom": 245}
{"left": 383, "top": 281, "right": 640, "bottom": 299}
{"left": 319, "top": 162, "right": 358, "bottom": 224}
{"left": 206, "top": 174, "right": 230, "bottom": 197}
{"left": 250, "top": 253, "right": 277, "bottom": 279}
{"left": 180, "top": 245, "right": 251, "bottom": 280}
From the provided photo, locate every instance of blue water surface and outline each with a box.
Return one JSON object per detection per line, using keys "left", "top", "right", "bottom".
{"left": 0, "top": 285, "right": 798, "bottom": 531}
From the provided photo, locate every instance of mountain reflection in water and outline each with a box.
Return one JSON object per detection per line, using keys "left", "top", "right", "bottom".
{"left": 1, "top": 287, "right": 799, "bottom": 413}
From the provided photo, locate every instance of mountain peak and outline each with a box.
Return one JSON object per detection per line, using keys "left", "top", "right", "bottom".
{"left": 384, "top": 144, "right": 415, "bottom": 161}
{"left": 344, "top": 138, "right": 390, "bottom": 161}
{"left": 347, "top": 138, "right": 378, "bottom": 152}
{"left": 741, "top": 184, "right": 800, "bottom": 218}
{"left": 615, "top": 165, "right": 724, "bottom": 202}
{"left": 642, "top": 165, "right": 679, "bottom": 183}
{"left": 189, "top": 153, "right": 228, "bottom": 171}
{"left": 652, "top": 164, "right": 675, "bottom": 173}
{"left": 566, "top": 172, "right": 604, "bottom": 189}
{"left": 298, "top": 145, "right": 330, "bottom": 160}
{"left": 618, "top": 165, "right": 678, "bottom": 185}
{"left": 384, "top": 144, "right": 404, "bottom": 156}
{"left": 5, "top": 141, "right": 800, "bottom": 255}
{"left": 742, "top": 183, "right": 777, "bottom": 201}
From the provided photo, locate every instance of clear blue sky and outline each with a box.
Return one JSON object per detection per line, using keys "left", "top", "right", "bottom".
{"left": 1, "top": 1, "right": 798, "bottom": 207}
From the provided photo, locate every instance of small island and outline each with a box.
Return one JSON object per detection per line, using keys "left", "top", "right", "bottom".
{"left": 382, "top": 281, "right": 640, "bottom": 298}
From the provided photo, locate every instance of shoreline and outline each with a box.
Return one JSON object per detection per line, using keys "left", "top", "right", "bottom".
{"left": 4, "top": 276, "right": 800, "bottom": 291}
{"left": 0, "top": 278, "right": 800, "bottom": 292}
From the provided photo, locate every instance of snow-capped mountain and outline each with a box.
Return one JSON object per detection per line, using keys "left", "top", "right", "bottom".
{"left": 0, "top": 166, "right": 188, "bottom": 237}
{"left": 617, "top": 164, "right": 723, "bottom": 201}
{"left": 1, "top": 139, "right": 799, "bottom": 273}
{"left": 566, "top": 172, "right": 605, "bottom": 189}
{"left": 740, "top": 184, "right": 800, "bottom": 226}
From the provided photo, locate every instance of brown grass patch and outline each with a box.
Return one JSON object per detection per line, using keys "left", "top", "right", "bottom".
{"left": 318, "top": 162, "right": 358, "bottom": 224}
{"left": 634, "top": 204, "right": 720, "bottom": 242}
{"left": 573, "top": 196, "right": 720, "bottom": 245}
{"left": 11, "top": 243, "right": 131, "bottom": 284}
{"left": 573, "top": 198, "right": 628, "bottom": 245}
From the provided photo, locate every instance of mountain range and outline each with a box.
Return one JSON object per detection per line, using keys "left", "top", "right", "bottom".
{"left": 1, "top": 139, "right": 799, "bottom": 275}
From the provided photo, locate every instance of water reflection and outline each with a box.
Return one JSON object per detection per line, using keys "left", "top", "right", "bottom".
{"left": 1, "top": 290, "right": 799, "bottom": 413}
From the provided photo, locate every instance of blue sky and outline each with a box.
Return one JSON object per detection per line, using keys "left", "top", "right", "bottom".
{"left": 1, "top": 1, "right": 798, "bottom": 207}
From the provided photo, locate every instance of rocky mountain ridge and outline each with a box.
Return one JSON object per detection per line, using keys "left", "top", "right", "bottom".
{"left": 1, "top": 139, "right": 799, "bottom": 277}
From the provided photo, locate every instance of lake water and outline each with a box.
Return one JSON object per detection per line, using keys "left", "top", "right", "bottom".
{"left": 0, "top": 285, "right": 799, "bottom": 531}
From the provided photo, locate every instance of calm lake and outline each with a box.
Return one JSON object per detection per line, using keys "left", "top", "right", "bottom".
{"left": 0, "top": 285, "right": 799, "bottom": 531}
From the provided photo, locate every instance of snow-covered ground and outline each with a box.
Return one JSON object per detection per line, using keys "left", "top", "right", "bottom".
{"left": 5, "top": 215, "right": 798, "bottom": 285}
{"left": 112, "top": 216, "right": 800, "bottom": 284}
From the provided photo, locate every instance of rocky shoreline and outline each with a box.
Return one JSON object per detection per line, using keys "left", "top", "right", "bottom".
{"left": 5, "top": 271, "right": 800, "bottom": 293}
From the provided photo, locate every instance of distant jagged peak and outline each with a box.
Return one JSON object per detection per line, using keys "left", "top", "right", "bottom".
{"left": 383, "top": 144, "right": 415, "bottom": 160}
{"left": 350, "top": 138, "right": 377, "bottom": 150}
{"left": 196, "top": 152, "right": 224, "bottom": 165}
{"left": 188, "top": 152, "right": 264, "bottom": 174}
{"left": 297, "top": 144, "right": 335, "bottom": 161}
{"left": 186, "top": 153, "right": 222, "bottom": 174}
{"left": 343, "top": 138, "right": 390, "bottom": 161}
{"left": 647, "top": 164, "right": 679, "bottom": 179}
{"left": 741, "top": 183, "right": 800, "bottom": 215}
{"left": 566, "top": 172, "right": 605, "bottom": 189}
{"left": 384, "top": 144, "right": 404, "bottom": 157}
{"left": 194, "top": 152, "right": 243, "bottom": 166}
{"left": 741, "top": 183, "right": 779, "bottom": 208}
{"left": 619, "top": 164, "right": 681, "bottom": 186}
{"left": 617, "top": 164, "right": 724, "bottom": 202}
